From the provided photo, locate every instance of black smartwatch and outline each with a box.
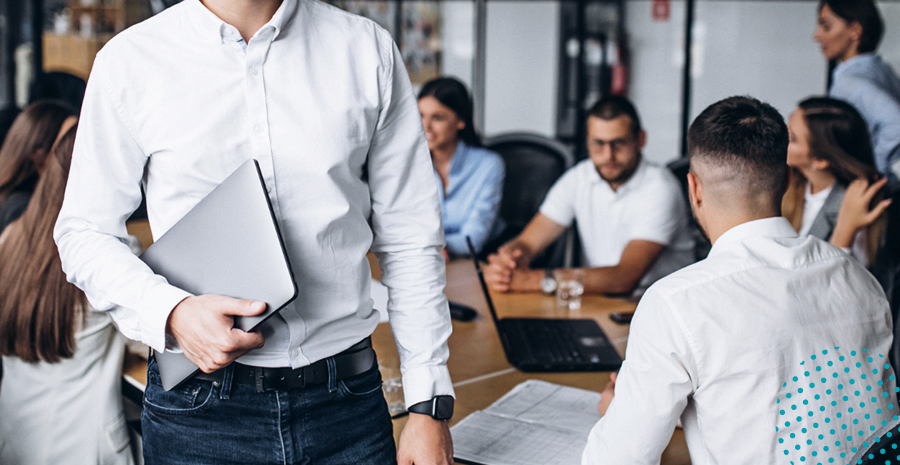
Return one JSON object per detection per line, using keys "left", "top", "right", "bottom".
{"left": 407, "top": 395, "right": 454, "bottom": 421}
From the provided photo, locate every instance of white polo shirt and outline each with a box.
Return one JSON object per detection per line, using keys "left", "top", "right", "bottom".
{"left": 539, "top": 157, "right": 694, "bottom": 294}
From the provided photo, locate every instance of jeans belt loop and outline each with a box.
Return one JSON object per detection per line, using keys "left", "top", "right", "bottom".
{"left": 254, "top": 366, "right": 265, "bottom": 393}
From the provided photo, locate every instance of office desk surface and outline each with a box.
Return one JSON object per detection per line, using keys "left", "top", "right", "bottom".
{"left": 124, "top": 258, "right": 690, "bottom": 464}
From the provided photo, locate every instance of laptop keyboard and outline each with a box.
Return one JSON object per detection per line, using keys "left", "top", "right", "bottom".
{"left": 520, "top": 321, "right": 588, "bottom": 364}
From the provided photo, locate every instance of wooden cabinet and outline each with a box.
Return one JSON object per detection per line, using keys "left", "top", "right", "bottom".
{"left": 42, "top": 0, "right": 150, "bottom": 79}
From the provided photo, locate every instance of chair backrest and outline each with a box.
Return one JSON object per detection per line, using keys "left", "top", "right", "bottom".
{"left": 850, "top": 418, "right": 900, "bottom": 464}
{"left": 483, "top": 132, "right": 576, "bottom": 268}
{"left": 871, "top": 181, "right": 900, "bottom": 380}
{"left": 666, "top": 157, "right": 710, "bottom": 260}
{"left": 28, "top": 71, "right": 86, "bottom": 110}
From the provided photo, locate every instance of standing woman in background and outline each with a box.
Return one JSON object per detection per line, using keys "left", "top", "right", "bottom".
{"left": 0, "top": 100, "right": 77, "bottom": 233}
{"left": 783, "top": 97, "right": 891, "bottom": 266}
{"left": 815, "top": 0, "right": 900, "bottom": 180}
{"left": 418, "top": 77, "right": 505, "bottom": 258}
{"left": 0, "top": 123, "right": 135, "bottom": 465}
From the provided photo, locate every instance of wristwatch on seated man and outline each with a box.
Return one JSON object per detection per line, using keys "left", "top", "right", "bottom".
{"left": 407, "top": 395, "right": 454, "bottom": 421}
{"left": 540, "top": 269, "right": 557, "bottom": 294}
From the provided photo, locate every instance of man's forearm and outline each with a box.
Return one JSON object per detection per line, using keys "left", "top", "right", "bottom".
{"left": 582, "top": 266, "right": 642, "bottom": 295}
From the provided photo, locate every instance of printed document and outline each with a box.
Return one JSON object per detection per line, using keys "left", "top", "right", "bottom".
{"left": 450, "top": 379, "right": 602, "bottom": 465}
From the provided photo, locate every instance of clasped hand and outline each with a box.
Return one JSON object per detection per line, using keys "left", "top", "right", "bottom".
{"left": 166, "top": 295, "right": 267, "bottom": 372}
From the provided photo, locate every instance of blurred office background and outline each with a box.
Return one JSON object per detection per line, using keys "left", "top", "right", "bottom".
{"left": 1, "top": 0, "right": 899, "bottom": 162}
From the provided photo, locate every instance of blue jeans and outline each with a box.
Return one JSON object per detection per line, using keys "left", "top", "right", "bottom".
{"left": 141, "top": 355, "right": 397, "bottom": 465}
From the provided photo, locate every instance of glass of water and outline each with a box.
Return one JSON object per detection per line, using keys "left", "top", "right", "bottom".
{"left": 379, "top": 364, "right": 405, "bottom": 416}
{"left": 554, "top": 268, "right": 585, "bottom": 310}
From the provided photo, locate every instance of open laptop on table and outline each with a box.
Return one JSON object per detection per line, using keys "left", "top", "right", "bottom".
{"left": 467, "top": 238, "right": 622, "bottom": 372}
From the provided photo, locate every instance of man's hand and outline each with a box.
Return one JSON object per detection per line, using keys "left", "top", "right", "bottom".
{"left": 166, "top": 295, "right": 267, "bottom": 372}
{"left": 397, "top": 413, "right": 453, "bottom": 465}
{"left": 484, "top": 248, "right": 519, "bottom": 291}
{"left": 597, "top": 372, "right": 617, "bottom": 416}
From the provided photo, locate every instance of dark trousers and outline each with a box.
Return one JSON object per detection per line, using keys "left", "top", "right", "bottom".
{"left": 141, "top": 355, "right": 397, "bottom": 464}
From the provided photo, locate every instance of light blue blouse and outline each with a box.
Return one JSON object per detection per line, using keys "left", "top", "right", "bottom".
{"left": 830, "top": 54, "right": 900, "bottom": 179}
{"left": 433, "top": 142, "right": 505, "bottom": 256}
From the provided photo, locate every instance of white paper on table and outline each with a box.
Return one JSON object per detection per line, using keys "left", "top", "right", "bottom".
{"left": 370, "top": 278, "right": 389, "bottom": 322}
{"left": 451, "top": 379, "right": 603, "bottom": 465}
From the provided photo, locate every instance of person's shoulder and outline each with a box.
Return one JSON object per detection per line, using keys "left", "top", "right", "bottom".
{"left": 99, "top": 2, "right": 189, "bottom": 54}
{"left": 302, "top": 0, "right": 393, "bottom": 43}
{"left": 631, "top": 159, "right": 683, "bottom": 197}
{"left": 466, "top": 145, "right": 505, "bottom": 169}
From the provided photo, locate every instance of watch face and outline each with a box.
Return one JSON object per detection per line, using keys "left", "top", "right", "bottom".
{"left": 434, "top": 396, "right": 454, "bottom": 420}
{"left": 540, "top": 277, "right": 556, "bottom": 294}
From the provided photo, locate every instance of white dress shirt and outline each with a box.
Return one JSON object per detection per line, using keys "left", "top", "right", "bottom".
{"left": 539, "top": 157, "right": 694, "bottom": 294}
{"left": 54, "top": 0, "right": 453, "bottom": 407}
{"left": 582, "top": 217, "right": 896, "bottom": 464}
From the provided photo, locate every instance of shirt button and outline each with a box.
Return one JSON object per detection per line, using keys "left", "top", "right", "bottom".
{"left": 253, "top": 124, "right": 263, "bottom": 133}
{"left": 250, "top": 67, "right": 259, "bottom": 76}
{"left": 291, "top": 348, "right": 299, "bottom": 358}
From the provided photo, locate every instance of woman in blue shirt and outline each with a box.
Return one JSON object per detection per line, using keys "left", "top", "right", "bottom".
{"left": 418, "top": 77, "right": 505, "bottom": 257}
{"left": 814, "top": 0, "right": 900, "bottom": 180}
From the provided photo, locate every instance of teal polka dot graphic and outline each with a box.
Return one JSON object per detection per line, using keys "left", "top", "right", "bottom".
{"left": 777, "top": 348, "right": 898, "bottom": 464}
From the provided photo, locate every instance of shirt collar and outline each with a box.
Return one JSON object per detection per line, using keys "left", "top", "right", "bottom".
{"left": 708, "top": 217, "right": 798, "bottom": 256}
{"left": 187, "top": 0, "right": 297, "bottom": 45}
{"left": 448, "top": 141, "right": 470, "bottom": 178}
{"left": 588, "top": 155, "right": 647, "bottom": 194}
{"left": 833, "top": 53, "right": 878, "bottom": 79}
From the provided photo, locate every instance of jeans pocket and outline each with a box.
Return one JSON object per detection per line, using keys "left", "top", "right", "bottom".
{"left": 338, "top": 365, "right": 383, "bottom": 398}
{"left": 143, "top": 359, "right": 217, "bottom": 415}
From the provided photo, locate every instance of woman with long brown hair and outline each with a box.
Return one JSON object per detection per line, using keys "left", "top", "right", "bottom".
{"left": 783, "top": 96, "right": 891, "bottom": 265}
{"left": 0, "top": 123, "right": 135, "bottom": 464}
{"left": 0, "top": 100, "right": 77, "bottom": 232}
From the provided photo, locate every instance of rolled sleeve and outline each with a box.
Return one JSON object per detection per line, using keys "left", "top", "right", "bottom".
{"left": 53, "top": 50, "right": 192, "bottom": 352}
{"left": 367, "top": 34, "right": 453, "bottom": 406}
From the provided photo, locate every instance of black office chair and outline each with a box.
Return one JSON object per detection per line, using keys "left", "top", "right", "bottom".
{"left": 666, "top": 157, "right": 710, "bottom": 261}
{"left": 28, "top": 71, "right": 87, "bottom": 110}
{"left": 870, "top": 180, "right": 900, "bottom": 387}
{"left": 482, "top": 132, "right": 577, "bottom": 268}
{"left": 849, "top": 418, "right": 900, "bottom": 464}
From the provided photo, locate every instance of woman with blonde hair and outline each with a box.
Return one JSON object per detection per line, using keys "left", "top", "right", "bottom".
{"left": 0, "top": 123, "right": 135, "bottom": 465}
{"left": 783, "top": 96, "right": 891, "bottom": 265}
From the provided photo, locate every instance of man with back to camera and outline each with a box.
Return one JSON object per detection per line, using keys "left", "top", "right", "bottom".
{"left": 53, "top": 0, "right": 455, "bottom": 463}
{"left": 582, "top": 96, "right": 897, "bottom": 464}
{"left": 483, "top": 96, "right": 694, "bottom": 297}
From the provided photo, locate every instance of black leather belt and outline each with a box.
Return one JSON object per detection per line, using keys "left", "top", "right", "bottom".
{"left": 195, "top": 338, "right": 375, "bottom": 393}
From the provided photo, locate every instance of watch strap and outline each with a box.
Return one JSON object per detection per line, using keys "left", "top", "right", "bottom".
{"left": 407, "top": 395, "right": 454, "bottom": 421}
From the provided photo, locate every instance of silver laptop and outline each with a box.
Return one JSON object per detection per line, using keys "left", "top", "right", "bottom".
{"left": 141, "top": 159, "right": 298, "bottom": 390}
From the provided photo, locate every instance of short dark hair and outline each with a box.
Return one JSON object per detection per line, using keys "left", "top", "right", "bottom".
{"left": 587, "top": 95, "right": 642, "bottom": 139}
{"left": 417, "top": 76, "right": 481, "bottom": 147}
{"left": 688, "top": 96, "right": 789, "bottom": 201}
{"left": 820, "top": 0, "right": 884, "bottom": 54}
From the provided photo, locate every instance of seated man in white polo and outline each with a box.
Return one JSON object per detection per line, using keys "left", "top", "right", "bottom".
{"left": 583, "top": 96, "right": 897, "bottom": 464}
{"left": 484, "top": 96, "right": 694, "bottom": 296}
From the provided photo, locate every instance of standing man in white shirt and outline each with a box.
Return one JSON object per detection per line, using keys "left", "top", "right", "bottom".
{"left": 583, "top": 96, "right": 897, "bottom": 464}
{"left": 53, "top": 0, "right": 454, "bottom": 464}
{"left": 483, "top": 96, "right": 693, "bottom": 297}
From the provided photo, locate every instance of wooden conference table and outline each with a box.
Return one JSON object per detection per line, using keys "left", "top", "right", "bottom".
{"left": 122, "top": 231, "right": 690, "bottom": 463}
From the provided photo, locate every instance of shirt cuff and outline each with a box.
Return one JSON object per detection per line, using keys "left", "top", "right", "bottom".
{"left": 139, "top": 282, "right": 192, "bottom": 353}
{"left": 402, "top": 364, "right": 454, "bottom": 409}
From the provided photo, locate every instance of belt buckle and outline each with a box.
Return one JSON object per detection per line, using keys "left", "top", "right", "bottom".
{"left": 254, "top": 367, "right": 265, "bottom": 393}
